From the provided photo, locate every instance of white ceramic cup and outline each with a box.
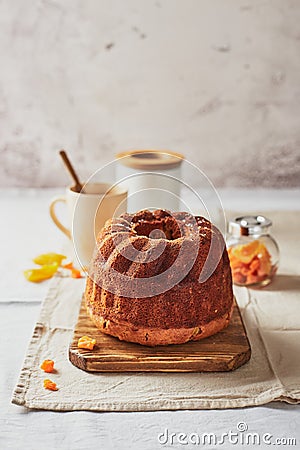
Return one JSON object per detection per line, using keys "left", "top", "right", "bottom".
{"left": 116, "top": 150, "right": 184, "bottom": 212}
{"left": 49, "top": 183, "right": 127, "bottom": 267}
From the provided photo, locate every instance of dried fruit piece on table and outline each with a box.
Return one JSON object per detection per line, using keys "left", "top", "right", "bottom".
{"left": 77, "top": 335, "right": 96, "bottom": 350}
{"left": 33, "top": 253, "right": 67, "bottom": 266}
{"left": 70, "top": 268, "right": 82, "bottom": 279}
{"left": 43, "top": 379, "right": 58, "bottom": 391}
{"left": 40, "top": 359, "right": 55, "bottom": 373}
{"left": 24, "top": 262, "right": 59, "bottom": 283}
{"left": 62, "top": 262, "right": 83, "bottom": 279}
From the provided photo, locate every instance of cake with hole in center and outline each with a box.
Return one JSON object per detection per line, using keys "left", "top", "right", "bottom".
{"left": 85, "top": 209, "right": 233, "bottom": 346}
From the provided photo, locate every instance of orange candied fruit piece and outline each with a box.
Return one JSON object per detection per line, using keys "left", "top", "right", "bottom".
{"left": 77, "top": 335, "right": 96, "bottom": 350}
{"left": 40, "top": 359, "right": 55, "bottom": 373}
{"left": 249, "top": 256, "right": 260, "bottom": 273}
{"left": 71, "top": 268, "right": 82, "bottom": 279}
{"left": 229, "top": 240, "right": 260, "bottom": 264}
{"left": 24, "top": 263, "right": 59, "bottom": 283}
{"left": 43, "top": 379, "right": 58, "bottom": 391}
{"left": 62, "top": 262, "right": 83, "bottom": 279}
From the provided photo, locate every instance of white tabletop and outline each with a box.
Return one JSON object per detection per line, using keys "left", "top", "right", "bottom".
{"left": 1, "top": 188, "right": 300, "bottom": 450}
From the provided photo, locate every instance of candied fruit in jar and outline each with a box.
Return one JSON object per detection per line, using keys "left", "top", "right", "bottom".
{"left": 227, "top": 216, "right": 279, "bottom": 288}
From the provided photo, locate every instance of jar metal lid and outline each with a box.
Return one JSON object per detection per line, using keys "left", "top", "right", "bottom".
{"left": 229, "top": 215, "right": 272, "bottom": 237}
{"left": 115, "top": 150, "right": 184, "bottom": 170}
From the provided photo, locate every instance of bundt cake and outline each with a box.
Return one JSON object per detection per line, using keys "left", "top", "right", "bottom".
{"left": 85, "top": 209, "right": 233, "bottom": 346}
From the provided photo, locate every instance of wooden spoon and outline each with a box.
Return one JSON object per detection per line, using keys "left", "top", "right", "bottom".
{"left": 59, "top": 150, "right": 84, "bottom": 193}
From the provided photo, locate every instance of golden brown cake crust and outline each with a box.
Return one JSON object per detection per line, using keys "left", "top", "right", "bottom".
{"left": 86, "top": 302, "right": 234, "bottom": 346}
{"left": 85, "top": 209, "right": 234, "bottom": 346}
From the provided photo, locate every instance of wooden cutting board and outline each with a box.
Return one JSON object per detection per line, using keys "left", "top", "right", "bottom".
{"left": 69, "top": 297, "right": 251, "bottom": 372}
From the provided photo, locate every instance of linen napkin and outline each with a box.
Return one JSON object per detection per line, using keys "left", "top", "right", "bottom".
{"left": 12, "top": 211, "right": 300, "bottom": 411}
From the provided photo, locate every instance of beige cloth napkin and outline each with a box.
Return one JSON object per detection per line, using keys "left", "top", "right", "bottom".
{"left": 12, "top": 211, "right": 300, "bottom": 411}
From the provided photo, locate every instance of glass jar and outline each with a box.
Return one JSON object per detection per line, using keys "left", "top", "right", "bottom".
{"left": 227, "top": 215, "right": 279, "bottom": 287}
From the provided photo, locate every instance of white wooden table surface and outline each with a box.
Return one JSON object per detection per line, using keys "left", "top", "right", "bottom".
{"left": 1, "top": 188, "right": 299, "bottom": 450}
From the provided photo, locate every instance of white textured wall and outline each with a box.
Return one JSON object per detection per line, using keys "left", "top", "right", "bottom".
{"left": 0, "top": 0, "right": 300, "bottom": 187}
